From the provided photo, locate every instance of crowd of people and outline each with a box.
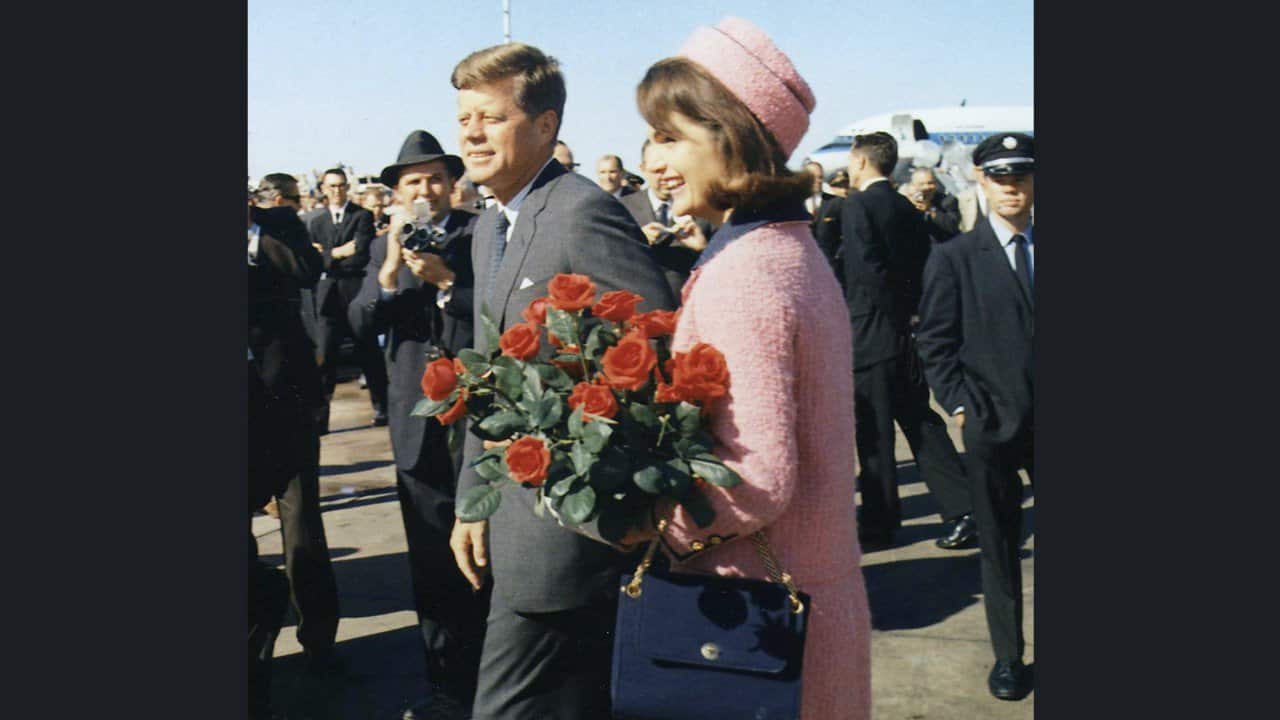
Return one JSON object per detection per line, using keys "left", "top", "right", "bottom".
{"left": 248, "top": 17, "right": 1034, "bottom": 720}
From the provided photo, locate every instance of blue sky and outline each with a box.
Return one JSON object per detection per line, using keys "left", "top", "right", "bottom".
{"left": 248, "top": 0, "right": 1032, "bottom": 186}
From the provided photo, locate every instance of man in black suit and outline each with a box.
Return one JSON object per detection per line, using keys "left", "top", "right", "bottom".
{"left": 803, "top": 159, "right": 837, "bottom": 230}
{"left": 247, "top": 201, "right": 332, "bottom": 715}
{"left": 916, "top": 133, "right": 1035, "bottom": 701}
{"left": 305, "top": 167, "right": 389, "bottom": 431}
{"left": 349, "top": 130, "right": 485, "bottom": 720}
{"left": 840, "top": 131, "right": 976, "bottom": 550}
{"left": 905, "top": 167, "right": 962, "bottom": 242}
{"left": 595, "top": 153, "right": 636, "bottom": 200}
{"left": 448, "top": 43, "right": 676, "bottom": 720}
{"left": 620, "top": 138, "right": 712, "bottom": 295}
{"left": 813, "top": 168, "right": 849, "bottom": 289}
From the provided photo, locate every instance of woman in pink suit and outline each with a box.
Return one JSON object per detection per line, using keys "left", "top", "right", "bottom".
{"left": 624, "top": 16, "right": 872, "bottom": 720}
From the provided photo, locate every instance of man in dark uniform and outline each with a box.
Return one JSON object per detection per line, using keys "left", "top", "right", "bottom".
{"left": 305, "top": 167, "right": 389, "bottom": 430}
{"left": 916, "top": 133, "right": 1035, "bottom": 701}
{"left": 840, "top": 131, "right": 976, "bottom": 550}
{"left": 251, "top": 178, "right": 342, "bottom": 675}
{"left": 247, "top": 201, "right": 328, "bottom": 717}
{"left": 349, "top": 130, "right": 484, "bottom": 720}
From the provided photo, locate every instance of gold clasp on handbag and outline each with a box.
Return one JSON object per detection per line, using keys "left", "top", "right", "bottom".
{"left": 623, "top": 519, "right": 669, "bottom": 599}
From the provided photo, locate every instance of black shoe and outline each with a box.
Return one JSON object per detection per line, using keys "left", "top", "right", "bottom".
{"left": 988, "top": 659, "right": 1031, "bottom": 700}
{"left": 936, "top": 514, "right": 978, "bottom": 550}
{"left": 373, "top": 411, "right": 389, "bottom": 427}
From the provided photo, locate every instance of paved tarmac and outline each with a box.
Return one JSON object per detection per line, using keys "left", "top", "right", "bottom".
{"left": 255, "top": 379, "right": 1034, "bottom": 719}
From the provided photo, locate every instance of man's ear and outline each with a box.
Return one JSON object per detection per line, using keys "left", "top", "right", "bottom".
{"left": 536, "top": 110, "right": 559, "bottom": 145}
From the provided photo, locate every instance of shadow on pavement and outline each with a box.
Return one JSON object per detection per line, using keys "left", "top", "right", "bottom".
{"left": 863, "top": 549, "right": 1033, "bottom": 631}
{"left": 319, "top": 487, "right": 401, "bottom": 513}
{"left": 321, "top": 459, "right": 394, "bottom": 477}
{"left": 260, "top": 546, "right": 360, "bottom": 567}
{"left": 330, "top": 551, "right": 416, "bottom": 619}
{"left": 270, "top": 624, "right": 428, "bottom": 720}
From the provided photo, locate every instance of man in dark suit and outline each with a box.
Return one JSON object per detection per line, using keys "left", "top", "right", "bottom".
{"left": 247, "top": 201, "right": 334, "bottom": 714}
{"left": 840, "top": 131, "right": 976, "bottom": 550}
{"left": 916, "top": 133, "right": 1035, "bottom": 701}
{"left": 448, "top": 43, "right": 676, "bottom": 720}
{"left": 595, "top": 153, "right": 637, "bottom": 200}
{"left": 803, "top": 159, "right": 837, "bottom": 230}
{"left": 620, "top": 138, "right": 713, "bottom": 295}
{"left": 305, "top": 167, "right": 389, "bottom": 431}
{"left": 349, "top": 130, "right": 485, "bottom": 720}
{"left": 904, "top": 167, "right": 962, "bottom": 242}
{"left": 813, "top": 168, "right": 849, "bottom": 289}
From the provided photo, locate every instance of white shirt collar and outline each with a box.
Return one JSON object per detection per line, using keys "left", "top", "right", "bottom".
{"left": 647, "top": 188, "right": 669, "bottom": 215}
{"left": 496, "top": 156, "right": 557, "bottom": 236}
{"left": 859, "top": 176, "right": 889, "bottom": 192}
{"left": 433, "top": 212, "right": 452, "bottom": 234}
{"left": 989, "top": 214, "right": 1033, "bottom": 248}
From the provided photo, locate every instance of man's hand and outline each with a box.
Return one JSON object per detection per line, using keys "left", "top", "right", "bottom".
{"left": 450, "top": 519, "right": 489, "bottom": 591}
{"left": 402, "top": 249, "right": 456, "bottom": 289}
{"left": 311, "top": 242, "right": 324, "bottom": 255}
{"left": 378, "top": 223, "right": 406, "bottom": 291}
{"left": 331, "top": 240, "right": 357, "bottom": 259}
{"left": 954, "top": 411, "right": 965, "bottom": 429}
{"left": 640, "top": 222, "right": 671, "bottom": 246}
{"left": 674, "top": 219, "right": 708, "bottom": 252}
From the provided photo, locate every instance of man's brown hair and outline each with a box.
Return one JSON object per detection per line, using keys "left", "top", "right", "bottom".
{"left": 451, "top": 43, "right": 566, "bottom": 137}
{"left": 636, "top": 58, "right": 809, "bottom": 213}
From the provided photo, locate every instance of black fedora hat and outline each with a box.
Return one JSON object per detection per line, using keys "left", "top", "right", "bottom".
{"left": 379, "top": 130, "right": 464, "bottom": 187}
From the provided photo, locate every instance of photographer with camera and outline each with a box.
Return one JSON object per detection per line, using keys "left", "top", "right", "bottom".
{"left": 348, "top": 130, "right": 483, "bottom": 720}
{"left": 904, "top": 167, "right": 962, "bottom": 242}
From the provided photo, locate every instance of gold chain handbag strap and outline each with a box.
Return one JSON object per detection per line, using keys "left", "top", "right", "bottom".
{"left": 623, "top": 519, "right": 805, "bottom": 615}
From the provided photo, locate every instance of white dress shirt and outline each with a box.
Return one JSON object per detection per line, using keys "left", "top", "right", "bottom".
{"left": 247, "top": 223, "right": 261, "bottom": 266}
{"left": 330, "top": 200, "right": 350, "bottom": 225}
{"left": 496, "top": 156, "right": 557, "bottom": 245}
{"left": 858, "top": 176, "right": 889, "bottom": 192}
{"left": 988, "top": 216, "right": 1034, "bottom": 276}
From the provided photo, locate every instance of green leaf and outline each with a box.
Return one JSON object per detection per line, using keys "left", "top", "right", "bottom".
{"left": 491, "top": 365, "right": 525, "bottom": 401}
{"left": 627, "top": 402, "right": 660, "bottom": 430}
{"left": 472, "top": 458, "right": 508, "bottom": 482}
{"left": 535, "top": 363, "right": 574, "bottom": 391}
{"left": 674, "top": 436, "right": 712, "bottom": 459}
{"left": 477, "top": 411, "right": 526, "bottom": 440}
{"left": 663, "top": 457, "right": 693, "bottom": 496}
{"left": 535, "top": 397, "right": 564, "bottom": 430}
{"left": 675, "top": 402, "right": 702, "bottom": 435}
{"left": 568, "top": 405, "right": 585, "bottom": 438}
{"left": 411, "top": 395, "right": 454, "bottom": 417}
{"left": 590, "top": 446, "right": 630, "bottom": 492}
{"left": 581, "top": 419, "right": 613, "bottom": 453}
{"left": 584, "top": 323, "right": 606, "bottom": 360}
{"left": 548, "top": 475, "right": 579, "bottom": 498}
{"left": 569, "top": 442, "right": 596, "bottom": 476}
{"left": 679, "top": 488, "right": 716, "bottom": 528}
{"left": 632, "top": 464, "right": 664, "bottom": 494}
{"left": 456, "top": 484, "right": 502, "bottom": 522}
{"left": 546, "top": 308, "right": 580, "bottom": 348}
{"left": 457, "top": 349, "right": 490, "bottom": 376}
{"left": 523, "top": 364, "right": 544, "bottom": 396}
{"left": 560, "top": 485, "right": 597, "bottom": 525}
{"left": 689, "top": 457, "right": 742, "bottom": 488}
{"left": 479, "top": 306, "right": 501, "bottom": 356}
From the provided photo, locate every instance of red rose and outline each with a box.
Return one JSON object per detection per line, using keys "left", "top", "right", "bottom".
{"left": 654, "top": 380, "right": 687, "bottom": 404}
{"left": 568, "top": 382, "right": 619, "bottom": 421}
{"left": 522, "top": 296, "right": 549, "bottom": 325}
{"left": 670, "top": 343, "right": 730, "bottom": 402}
{"left": 453, "top": 357, "right": 467, "bottom": 375}
{"left": 600, "top": 331, "right": 658, "bottom": 391}
{"left": 436, "top": 389, "right": 468, "bottom": 425}
{"left": 547, "top": 273, "right": 597, "bottom": 312}
{"left": 505, "top": 436, "right": 551, "bottom": 487}
{"left": 421, "top": 357, "right": 458, "bottom": 401}
{"left": 551, "top": 345, "right": 584, "bottom": 379}
{"left": 499, "top": 322, "right": 541, "bottom": 360}
{"left": 591, "top": 290, "right": 643, "bottom": 323}
{"left": 630, "top": 309, "right": 678, "bottom": 338}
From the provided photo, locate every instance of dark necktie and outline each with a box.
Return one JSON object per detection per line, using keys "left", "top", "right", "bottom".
{"left": 657, "top": 202, "right": 670, "bottom": 227}
{"left": 333, "top": 210, "right": 342, "bottom": 225}
{"left": 1013, "top": 233, "right": 1032, "bottom": 293}
{"left": 486, "top": 211, "right": 511, "bottom": 312}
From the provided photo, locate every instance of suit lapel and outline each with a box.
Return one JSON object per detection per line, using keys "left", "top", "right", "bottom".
{"left": 491, "top": 161, "right": 567, "bottom": 328}
{"left": 977, "top": 218, "right": 1033, "bottom": 313}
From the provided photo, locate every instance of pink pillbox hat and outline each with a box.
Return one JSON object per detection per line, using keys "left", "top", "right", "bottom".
{"left": 678, "top": 16, "right": 816, "bottom": 159}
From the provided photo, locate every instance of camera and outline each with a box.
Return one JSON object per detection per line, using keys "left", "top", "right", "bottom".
{"left": 399, "top": 198, "right": 449, "bottom": 253}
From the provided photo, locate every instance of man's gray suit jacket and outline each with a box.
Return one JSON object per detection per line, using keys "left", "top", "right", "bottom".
{"left": 459, "top": 159, "right": 677, "bottom": 613}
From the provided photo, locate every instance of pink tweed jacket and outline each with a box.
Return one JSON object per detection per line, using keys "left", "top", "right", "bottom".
{"left": 659, "top": 218, "right": 871, "bottom": 720}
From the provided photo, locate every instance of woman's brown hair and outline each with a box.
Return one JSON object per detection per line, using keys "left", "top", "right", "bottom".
{"left": 636, "top": 57, "right": 811, "bottom": 214}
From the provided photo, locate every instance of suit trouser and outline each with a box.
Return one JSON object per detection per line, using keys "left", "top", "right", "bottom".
{"left": 317, "top": 290, "right": 389, "bottom": 418}
{"left": 249, "top": 532, "right": 290, "bottom": 720}
{"left": 470, "top": 591, "right": 617, "bottom": 720}
{"left": 962, "top": 421, "right": 1034, "bottom": 662}
{"left": 853, "top": 349, "right": 971, "bottom": 533}
{"left": 275, "top": 421, "right": 340, "bottom": 659}
{"left": 395, "top": 427, "right": 489, "bottom": 704}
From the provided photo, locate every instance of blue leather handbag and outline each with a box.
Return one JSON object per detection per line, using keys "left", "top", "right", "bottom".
{"left": 611, "top": 526, "right": 810, "bottom": 720}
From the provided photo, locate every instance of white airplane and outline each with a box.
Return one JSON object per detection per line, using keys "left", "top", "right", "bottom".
{"left": 805, "top": 104, "right": 1033, "bottom": 193}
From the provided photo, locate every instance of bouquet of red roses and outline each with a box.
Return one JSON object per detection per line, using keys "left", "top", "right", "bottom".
{"left": 413, "top": 272, "right": 740, "bottom": 543}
